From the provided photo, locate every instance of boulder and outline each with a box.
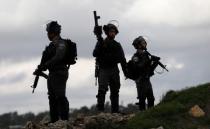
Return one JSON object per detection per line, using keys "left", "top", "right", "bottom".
{"left": 189, "top": 105, "right": 205, "bottom": 117}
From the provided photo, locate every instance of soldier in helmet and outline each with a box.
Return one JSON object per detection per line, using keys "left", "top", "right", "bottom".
{"left": 93, "top": 23, "right": 128, "bottom": 113}
{"left": 33, "top": 21, "right": 69, "bottom": 123}
{"left": 131, "top": 36, "right": 155, "bottom": 111}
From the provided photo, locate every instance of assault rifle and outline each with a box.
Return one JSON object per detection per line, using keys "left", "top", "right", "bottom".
{"left": 144, "top": 50, "right": 169, "bottom": 72}
{"left": 93, "top": 10, "right": 102, "bottom": 86}
{"left": 31, "top": 47, "right": 48, "bottom": 93}
{"left": 93, "top": 11, "right": 102, "bottom": 39}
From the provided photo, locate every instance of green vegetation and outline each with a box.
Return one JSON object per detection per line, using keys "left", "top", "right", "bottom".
{"left": 0, "top": 111, "right": 48, "bottom": 129}
{"left": 1, "top": 83, "right": 210, "bottom": 129}
{"left": 127, "top": 82, "right": 210, "bottom": 129}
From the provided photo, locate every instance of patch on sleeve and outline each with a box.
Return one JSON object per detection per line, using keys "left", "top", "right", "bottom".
{"left": 58, "top": 43, "right": 66, "bottom": 49}
{"left": 132, "top": 56, "right": 139, "bottom": 62}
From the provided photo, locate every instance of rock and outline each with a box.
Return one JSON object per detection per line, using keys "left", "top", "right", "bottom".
{"left": 156, "top": 126, "right": 164, "bottom": 129}
{"left": 84, "top": 113, "right": 135, "bottom": 129}
{"left": 39, "top": 115, "right": 50, "bottom": 125}
{"left": 150, "top": 126, "right": 164, "bottom": 129}
{"left": 24, "top": 120, "right": 73, "bottom": 129}
{"left": 47, "top": 120, "right": 72, "bottom": 129}
{"left": 24, "top": 113, "right": 135, "bottom": 129}
{"left": 24, "top": 121, "right": 41, "bottom": 129}
{"left": 189, "top": 105, "right": 205, "bottom": 117}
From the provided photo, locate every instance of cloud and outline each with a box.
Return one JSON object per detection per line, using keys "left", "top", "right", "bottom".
{"left": 0, "top": 58, "right": 136, "bottom": 114}
{"left": 0, "top": 58, "right": 38, "bottom": 95}
{"left": 0, "top": 0, "right": 210, "bottom": 114}
{"left": 166, "top": 58, "right": 184, "bottom": 70}
{"left": 1, "top": 54, "right": 209, "bottom": 114}
{"left": 124, "top": 0, "right": 210, "bottom": 27}
{"left": 1, "top": 0, "right": 210, "bottom": 60}
{"left": 0, "top": 72, "right": 26, "bottom": 85}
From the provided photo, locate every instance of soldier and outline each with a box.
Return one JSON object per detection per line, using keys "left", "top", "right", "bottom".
{"left": 34, "top": 21, "right": 69, "bottom": 123}
{"left": 131, "top": 36, "right": 156, "bottom": 111}
{"left": 93, "top": 23, "right": 127, "bottom": 113}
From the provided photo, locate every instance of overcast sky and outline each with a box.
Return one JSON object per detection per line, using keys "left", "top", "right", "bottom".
{"left": 0, "top": 0, "right": 210, "bottom": 114}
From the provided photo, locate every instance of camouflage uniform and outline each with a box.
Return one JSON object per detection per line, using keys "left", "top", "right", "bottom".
{"left": 44, "top": 37, "right": 69, "bottom": 122}
{"left": 93, "top": 38, "right": 127, "bottom": 113}
{"left": 132, "top": 51, "right": 155, "bottom": 111}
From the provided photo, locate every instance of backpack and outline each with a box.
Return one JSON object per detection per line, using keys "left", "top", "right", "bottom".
{"left": 64, "top": 39, "right": 77, "bottom": 66}
{"left": 126, "top": 60, "right": 140, "bottom": 80}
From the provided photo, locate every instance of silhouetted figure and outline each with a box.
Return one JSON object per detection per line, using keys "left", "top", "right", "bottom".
{"left": 93, "top": 23, "right": 127, "bottom": 113}
{"left": 34, "top": 21, "right": 70, "bottom": 123}
{"left": 131, "top": 36, "right": 156, "bottom": 111}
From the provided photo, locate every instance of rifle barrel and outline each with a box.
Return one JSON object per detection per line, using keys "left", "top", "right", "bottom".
{"left": 32, "top": 76, "right": 39, "bottom": 93}
{"left": 93, "top": 11, "right": 100, "bottom": 26}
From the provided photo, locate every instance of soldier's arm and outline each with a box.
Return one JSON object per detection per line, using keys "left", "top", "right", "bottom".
{"left": 45, "top": 41, "right": 66, "bottom": 68}
{"left": 118, "top": 44, "right": 128, "bottom": 76}
{"left": 93, "top": 41, "right": 103, "bottom": 57}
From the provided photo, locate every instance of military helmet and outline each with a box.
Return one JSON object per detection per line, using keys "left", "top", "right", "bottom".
{"left": 46, "top": 21, "right": 61, "bottom": 34}
{"left": 103, "top": 23, "right": 119, "bottom": 35}
{"left": 132, "top": 36, "right": 147, "bottom": 47}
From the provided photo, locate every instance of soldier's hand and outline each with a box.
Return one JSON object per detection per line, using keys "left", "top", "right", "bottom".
{"left": 33, "top": 68, "right": 41, "bottom": 75}
{"left": 151, "top": 55, "right": 160, "bottom": 61}
{"left": 123, "top": 69, "right": 129, "bottom": 79}
{"left": 38, "top": 64, "right": 47, "bottom": 71}
{"left": 93, "top": 26, "right": 102, "bottom": 36}
{"left": 33, "top": 65, "right": 47, "bottom": 75}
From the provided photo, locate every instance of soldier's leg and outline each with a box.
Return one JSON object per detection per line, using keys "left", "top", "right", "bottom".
{"left": 97, "top": 69, "right": 109, "bottom": 111}
{"left": 47, "top": 74, "right": 59, "bottom": 123}
{"left": 52, "top": 71, "right": 69, "bottom": 120}
{"left": 146, "top": 79, "right": 155, "bottom": 109}
{"left": 48, "top": 95, "right": 59, "bottom": 122}
{"left": 136, "top": 78, "right": 147, "bottom": 111}
{"left": 135, "top": 82, "right": 141, "bottom": 105}
{"left": 57, "top": 96, "right": 69, "bottom": 120}
{"left": 109, "top": 71, "right": 120, "bottom": 113}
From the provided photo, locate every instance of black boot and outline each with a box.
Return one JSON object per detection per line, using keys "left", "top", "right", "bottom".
{"left": 96, "top": 93, "right": 105, "bottom": 112}
{"left": 58, "top": 97, "right": 69, "bottom": 121}
{"left": 147, "top": 99, "right": 154, "bottom": 109}
{"left": 139, "top": 100, "right": 146, "bottom": 111}
{"left": 110, "top": 95, "right": 119, "bottom": 113}
{"left": 49, "top": 96, "right": 59, "bottom": 123}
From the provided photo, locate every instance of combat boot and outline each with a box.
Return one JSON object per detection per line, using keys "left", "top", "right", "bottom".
{"left": 96, "top": 93, "right": 105, "bottom": 112}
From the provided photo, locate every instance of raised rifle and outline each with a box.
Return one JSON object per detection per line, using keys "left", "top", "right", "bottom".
{"left": 93, "top": 10, "right": 102, "bottom": 86}
{"left": 93, "top": 11, "right": 101, "bottom": 37}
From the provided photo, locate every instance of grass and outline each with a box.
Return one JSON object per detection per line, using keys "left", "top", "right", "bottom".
{"left": 125, "top": 83, "right": 210, "bottom": 129}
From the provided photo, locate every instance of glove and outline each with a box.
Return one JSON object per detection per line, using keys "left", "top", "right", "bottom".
{"left": 33, "top": 68, "right": 41, "bottom": 75}
{"left": 33, "top": 65, "right": 47, "bottom": 75}
{"left": 123, "top": 68, "right": 129, "bottom": 79}
{"left": 38, "top": 64, "right": 47, "bottom": 71}
{"left": 93, "top": 26, "right": 102, "bottom": 36}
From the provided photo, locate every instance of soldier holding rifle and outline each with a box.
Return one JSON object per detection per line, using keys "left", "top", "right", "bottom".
{"left": 92, "top": 11, "right": 128, "bottom": 113}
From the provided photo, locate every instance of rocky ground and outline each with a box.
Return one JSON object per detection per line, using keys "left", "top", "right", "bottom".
{"left": 24, "top": 113, "right": 135, "bottom": 129}
{"left": 23, "top": 83, "right": 210, "bottom": 129}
